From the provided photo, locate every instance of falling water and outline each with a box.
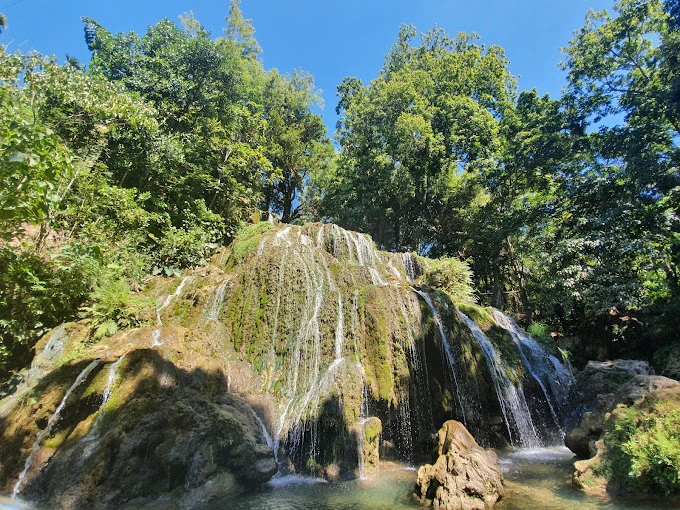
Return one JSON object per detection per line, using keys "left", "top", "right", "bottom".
{"left": 156, "top": 276, "right": 191, "bottom": 326}
{"left": 492, "top": 310, "right": 574, "bottom": 433}
{"left": 399, "top": 299, "right": 434, "bottom": 433}
{"left": 369, "top": 267, "right": 387, "bottom": 286}
{"left": 85, "top": 356, "right": 126, "bottom": 441}
{"left": 205, "top": 280, "right": 229, "bottom": 321}
{"left": 232, "top": 394, "right": 274, "bottom": 448}
{"left": 356, "top": 419, "right": 366, "bottom": 479}
{"left": 151, "top": 328, "right": 162, "bottom": 347}
{"left": 13, "top": 360, "right": 100, "bottom": 498}
{"left": 456, "top": 309, "right": 540, "bottom": 449}
{"left": 402, "top": 253, "right": 418, "bottom": 283}
{"left": 413, "top": 290, "right": 467, "bottom": 426}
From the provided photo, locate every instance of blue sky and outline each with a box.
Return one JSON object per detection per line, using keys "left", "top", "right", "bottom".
{"left": 1, "top": 0, "right": 612, "bottom": 134}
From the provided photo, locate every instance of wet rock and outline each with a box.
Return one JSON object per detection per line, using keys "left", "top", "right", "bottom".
{"left": 352, "top": 417, "right": 381, "bottom": 477}
{"left": 415, "top": 420, "right": 504, "bottom": 510}
{"left": 566, "top": 372, "right": 679, "bottom": 459}
{"left": 3, "top": 351, "right": 277, "bottom": 509}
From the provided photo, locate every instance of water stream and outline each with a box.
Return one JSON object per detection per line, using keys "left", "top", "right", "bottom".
{"left": 413, "top": 290, "right": 467, "bottom": 426}
{"left": 492, "top": 309, "right": 574, "bottom": 432}
{"left": 456, "top": 309, "right": 540, "bottom": 449}
{"left": 156, "top": 276, "right": 191, "bottom": 326}
{"left": 12, "top": 360, "right": 100, "bottom": 498}
{"left": 85, "top": 355, "right": 126, "bottom": 440}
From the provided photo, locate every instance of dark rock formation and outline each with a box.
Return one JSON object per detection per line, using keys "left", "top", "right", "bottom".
{"left": 415, "top": 420, "right": 504, "bottom": 510}
{"left": 565, "top": 359, "right": 678, "bottom": 459}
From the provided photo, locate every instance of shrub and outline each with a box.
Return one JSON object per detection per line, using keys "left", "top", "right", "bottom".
{"left": 603, "top": 392, "right": 680, "bottom": 495}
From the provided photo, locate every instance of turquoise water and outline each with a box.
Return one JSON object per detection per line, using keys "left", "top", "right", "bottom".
{"left": 216, "top": 448, "right": 674, "bottom": 510}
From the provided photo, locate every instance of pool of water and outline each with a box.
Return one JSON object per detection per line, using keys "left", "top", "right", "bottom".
{"left": 216, "top": 448, "right": 674, "bottom": 510}
{"left": 495, "top": 447, "right": 670, "bottom": 510}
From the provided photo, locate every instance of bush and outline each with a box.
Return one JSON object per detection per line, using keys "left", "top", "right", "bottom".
{"left": 603, "top": 391, "right": 680, "bottom": 495}
{"left": 423, "top": 257, "right": 476, "bottom": 303}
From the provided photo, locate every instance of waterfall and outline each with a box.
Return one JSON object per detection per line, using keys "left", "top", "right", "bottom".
{"left": 456, "top": 310, "right": 540, "bottom": 449}
{"left": 413, "top": 290, "right": 467, "bottom": 426}
{"left": 264, "top": 251, "right": 288, "bottom": 390}
{"left": 151, "top": 328, "right": 162, "bottom": 347}
{"left": 369, "top": 267, "right": 387, "bottom": 286}
{"left": 13, "top": 360, "right": 100, "bottom": 498}
{"left": 399, "top": 298, "right": 434, "bottom": 433}
{"left": 232, "top": 394, "right": 274, "bottom": 449}
{"left": 85, "top": 356, "right": 126, "bottom": 441}
{"left": 205, "top": 280, "right": 229, "bottom": 321}
{"left": 402, "top": 253, "right": 418, "bottom": 283}
{"left": 275, "top": 226, "right": 293, "bottom": 247}
{"left": 491, "top": 310, "right": 575, "bottom": 433}
{"left": 156, "top": 276, "right": 191, "bottom": 326}
{"left": 356, "top": 419, "right": 366, "bottom": 479}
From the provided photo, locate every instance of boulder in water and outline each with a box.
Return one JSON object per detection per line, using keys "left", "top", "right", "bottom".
{"left": 415, "top": 420, "right": 504, "bottom": 510}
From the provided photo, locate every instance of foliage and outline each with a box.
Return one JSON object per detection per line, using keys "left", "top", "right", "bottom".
{"left": 326, "top": 26, "right": 515, "bottom": 251}
{"left": 603, "top": 393, "right": 680, "bottom": 494}
{"left": 423, "top": 257, "right": 476, "bottom": 303}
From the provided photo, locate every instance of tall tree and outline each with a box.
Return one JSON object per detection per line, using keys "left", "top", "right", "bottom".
{"left": 330, "top": 26, "right": 515, "bottom": 250}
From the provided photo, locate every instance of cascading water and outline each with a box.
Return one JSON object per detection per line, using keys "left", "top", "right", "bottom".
{"left": 399, "top": 299, "right": 434, "bottom": 434}
{"left": 456, "top": 309, "right": 540, "bottom": 449}
{"left": 492, "top": 309, "right": 575, "bottom": 435}
{"left": 205, "top": 280, "right": 229, "bottom": 321}
{"left": 413, "top": 290, "right": 467, "bottom": 426}
{"left": 85, "top": 355, "right": 126, "bottom": 441}
{"left": 156, "top": 276, "right": 191, "bottom": 326}
{"left": 402, "top": 253, "right": 418, "bottom": 283}
{"left": 13, "top": 360, "right": 100, "bottom": 498}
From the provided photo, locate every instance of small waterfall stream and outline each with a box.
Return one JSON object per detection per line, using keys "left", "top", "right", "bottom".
{"left": 492, "top": 310, "right": 575, "bottom": 435}
{"left": 156, "top": 276, "right": 191, "bottom": 326}
{"left": 413, "top": 290, "right": 467, "bottom": 426}
{"left": 13, "top": 360, "right": 101, "bottom": 498}
{"left": 85, "top": 355, "right": 126, "bottom": 441}
{"left": 205, "top": 280, "right": 229, "bottom": 321}
{"left": 456, "top": 309, "right": 540, "bottom": 449}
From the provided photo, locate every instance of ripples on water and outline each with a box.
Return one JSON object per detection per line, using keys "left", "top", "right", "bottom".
{"left": 215, "top": 448, "right": 674, "bottom": 510}
{"left": 209, "top": 466, "right": 419, "bottom": 510}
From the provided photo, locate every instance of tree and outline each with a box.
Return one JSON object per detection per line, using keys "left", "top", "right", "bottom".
{"left": 329, "top": 26, "right": 515, "bottom": 250}
{"left": 261, "top": 70, "right": 331, "bottom": 222}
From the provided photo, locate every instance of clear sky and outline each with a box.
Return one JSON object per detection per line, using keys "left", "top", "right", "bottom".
{"left": 0, "top": 0, "right": 613, "bottom": 135}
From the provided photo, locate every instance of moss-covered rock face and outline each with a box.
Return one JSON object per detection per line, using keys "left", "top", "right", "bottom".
{"left": 0, "top": 222, "right": 571, "bottom": 507}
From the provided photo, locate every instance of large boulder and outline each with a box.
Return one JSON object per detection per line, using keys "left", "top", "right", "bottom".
{"left": 415, "top": 420, "right": 504, "bottom": 510}
{"left": 0, "top": 349, "right": 277, "bottom": 509}
{"left": 572, "top": 386, "right": 680, "bottom": 498}
{"left": 566, "top": 370, "right": 679, "bottom": 459}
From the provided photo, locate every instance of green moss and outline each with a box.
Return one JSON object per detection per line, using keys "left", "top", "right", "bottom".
{"left": 364, "top": 420, "right": 381, "bottom": 442}
{"left": 458, "top": 302, "right": 494, "bottom": 330}
{"left": 227, "top": 222, "right": 274, "bottom": 267}
{"left": 360, "top": 287, "right": 393, "bottom": 402}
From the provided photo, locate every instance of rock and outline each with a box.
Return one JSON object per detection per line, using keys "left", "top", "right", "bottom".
{"left": 352, "top": 417, "right": 381, "bottom": 477}
{"left": 566, "top": 373, "right": 679, "bottom": 459}
{"left": 572, "top": 386, "right": 680, "bottom": 497}
{"left": 2, "top": 351, "right": 277, "bottom": 509}
{"left": 415, "top": 420, "right": 504, "bottom": 510}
